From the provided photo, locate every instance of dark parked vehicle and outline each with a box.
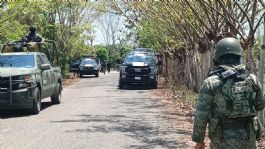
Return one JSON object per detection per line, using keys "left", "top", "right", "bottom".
{"left": 69, "top": 59, "right": 81, "bottom": 73}
{"left": 79, "top": 58, "right": 100, "bottom": 77}
{"left": 119, "top": 51, "right": 161, "bottom": 89}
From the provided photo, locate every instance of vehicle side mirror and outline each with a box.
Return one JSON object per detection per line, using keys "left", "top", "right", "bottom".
{"left": 157, "top": 60, "right": 163, "bottom": 66}
{"left": 41, "top": 64, "right": 50, "bottom": 70}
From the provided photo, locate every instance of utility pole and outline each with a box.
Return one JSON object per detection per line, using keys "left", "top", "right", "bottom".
{"left": 258, "top": 16, "right": 265, "bottom": 127}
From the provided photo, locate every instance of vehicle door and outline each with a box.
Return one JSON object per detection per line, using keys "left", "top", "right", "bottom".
{"left": 37, "top": 55, "right": 49, "bottom": 98}
{"left": 40, "top": 54, "right": 56, "bottom": 97}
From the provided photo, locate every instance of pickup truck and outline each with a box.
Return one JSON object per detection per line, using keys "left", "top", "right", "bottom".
{"left": 0, "top": 41, "right": 62, "bottom": 114}
{"left": 119, "top": 50, "right": 161, "bottom": 89}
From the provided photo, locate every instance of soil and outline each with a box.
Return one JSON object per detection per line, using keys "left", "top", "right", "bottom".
{"left": 62, "top": 73, "right": 80, "bottom": 88}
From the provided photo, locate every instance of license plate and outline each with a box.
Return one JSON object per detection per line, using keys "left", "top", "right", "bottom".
{"left": 135, "top": 68, "right": 141, "bottom": 72}
{"left": 135, "top": 77, "right": 141, "bottom": 80}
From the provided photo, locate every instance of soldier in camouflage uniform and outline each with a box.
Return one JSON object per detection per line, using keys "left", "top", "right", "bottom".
{"left": 192, "top": 37, "right": 265, "bottom": 149}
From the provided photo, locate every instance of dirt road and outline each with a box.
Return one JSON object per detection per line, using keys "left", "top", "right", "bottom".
{"left": 0, "top": 72, "right": 195, "bottom": 149}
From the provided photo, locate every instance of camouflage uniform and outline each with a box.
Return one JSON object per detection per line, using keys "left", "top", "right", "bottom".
{"left": 192, "top": 64, "right": 265, "bottom": 149}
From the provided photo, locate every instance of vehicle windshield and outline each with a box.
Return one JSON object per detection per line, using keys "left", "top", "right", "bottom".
{"left": 125, "top": 54, "right": 156, "bottom": 63}
{"left": 80, "top": 59, "right": 97, "bottom": 65}
{"left": 0, "top": 55, "right": 35, "bottom": 68}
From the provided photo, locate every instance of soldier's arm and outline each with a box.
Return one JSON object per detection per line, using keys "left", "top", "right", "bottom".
{"left": 192, "top": 79, "right": 213, "bottom": 143}
{"left": 250, "top": 74, "right": 265, "bottom": 111}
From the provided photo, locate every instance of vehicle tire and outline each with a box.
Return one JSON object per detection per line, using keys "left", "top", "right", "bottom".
{"left": 96, "top": 72, "right": 99, "bottom": 77}
{"left": 30, "top": 88, "right": 41, "bottom": 115}
{"left": 51, "top": 83, "right": 62, "bottom": 104}
{"left": 151, "top": 81, "right": 158, "bottom": 89}
{"left": 119, "top": 81, "right": 124, "bottom": 89}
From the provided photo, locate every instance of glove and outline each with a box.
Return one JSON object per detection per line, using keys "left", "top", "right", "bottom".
{"left": 195, "top": 142, "right": 205, "bottom": 149}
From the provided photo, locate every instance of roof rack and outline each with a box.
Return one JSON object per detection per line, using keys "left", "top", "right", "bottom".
{"left": 1, "top": 40, "right": 56, "bottom": 53}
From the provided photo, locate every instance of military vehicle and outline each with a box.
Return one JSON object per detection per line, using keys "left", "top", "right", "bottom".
{"left": 119, "top": 50, "right": 161, "bottom": 89}
{"left": 0, "top": 40, "right": 62, "bottom": 114}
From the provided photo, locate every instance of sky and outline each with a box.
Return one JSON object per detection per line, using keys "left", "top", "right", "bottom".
{"left": 93, "top": 23, "right": 105, "bottom": 45}
{"left": 91, "top": 12, "right": 131, "bottom": 46}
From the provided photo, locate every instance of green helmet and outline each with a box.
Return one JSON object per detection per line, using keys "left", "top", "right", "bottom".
{"left": 214, "top": 37, "right": 242, "bottom": 61}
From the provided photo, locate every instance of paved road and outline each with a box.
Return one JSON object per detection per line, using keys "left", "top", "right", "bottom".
{"left": 0, "top": 72, "right": 193, "bottom": 149}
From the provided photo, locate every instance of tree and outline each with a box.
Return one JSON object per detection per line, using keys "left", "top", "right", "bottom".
{"left": 94, "top": 45, "right": 108, "bottom": 62}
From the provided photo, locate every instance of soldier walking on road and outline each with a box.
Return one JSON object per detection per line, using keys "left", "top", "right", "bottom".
{"left": 192, "top": 37, "right": 265, "bottom": 149}
{"left": 107, "top": 61, "right": 111, "bottom": 73}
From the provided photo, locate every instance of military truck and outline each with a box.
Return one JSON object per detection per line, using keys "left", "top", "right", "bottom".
{"left": 119, "top": 51, "right": 162, "bottom": 89}
{"left": 0, "top": 41, "right": 62, "bottom": 114}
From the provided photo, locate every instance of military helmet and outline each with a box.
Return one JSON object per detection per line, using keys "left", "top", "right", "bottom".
{"left": 29, "top": 25, "right": 37, "bottom": 32}
{"left": 214, "top": 37, "right": 242, "bottom": 61}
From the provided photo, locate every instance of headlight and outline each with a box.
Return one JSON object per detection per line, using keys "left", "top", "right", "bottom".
{"left": 15, "top": 75, "right": 32, "bottom": 88}
{"left": 121, "top": 66, "right": 127, "bottom": 74}
{"left": 14, "top": 74, "right": 32, "bottom": 81}
{"left": 149, "top": 66, "right": 155, "bottom": 74}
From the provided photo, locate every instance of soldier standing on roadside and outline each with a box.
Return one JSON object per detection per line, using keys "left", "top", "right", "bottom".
{"left": 192, "top": 37, "right": 265, "bottom": 149}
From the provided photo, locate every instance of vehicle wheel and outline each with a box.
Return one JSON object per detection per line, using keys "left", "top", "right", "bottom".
{"left": 30, "top": 88, "right": 41, "bottom": 114}
{"left": 51, "top": 83, "right": 62, "bottom": 104}
{"left": 119, "top": 81, "right": 124, "bottom": 89}
{"left": 151, "top": 81, "right": 158, "bottom": 89}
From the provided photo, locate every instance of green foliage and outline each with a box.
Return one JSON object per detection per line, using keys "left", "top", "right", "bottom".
{"left": 118, "top": 45, "right": 132, "bottom": 60}
{"left": 136, "top": 20, "right": 163, "bottom": 51}
{"left": 94, "top": 45, "right": 108, "bottom": 61}
{"left": 0, "top": 1, "right": 103, "bottom": 77}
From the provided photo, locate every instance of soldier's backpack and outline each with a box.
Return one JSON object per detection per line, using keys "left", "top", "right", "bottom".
{"left": 210, "top": 65, "right": 264, "bottom": 140}
{"left": 215, "top": 65, "right": 256, "bottom": 118}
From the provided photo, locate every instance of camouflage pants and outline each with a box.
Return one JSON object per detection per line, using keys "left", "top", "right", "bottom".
{"left": 210, "top": 139, "right": 256, "bottom": 149}
{"left": 210, "top": 126, "right": 256, "bottom": 149}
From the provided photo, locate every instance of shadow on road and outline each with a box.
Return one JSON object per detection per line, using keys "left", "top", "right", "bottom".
{"left": 0, "top": 101, "right": 53, "bottom": 119}
{"left": 51, "top": 114, "right": 191, "bottom": 149}
{"left": 51, "top": 95, "right": 192, "bottom": 149}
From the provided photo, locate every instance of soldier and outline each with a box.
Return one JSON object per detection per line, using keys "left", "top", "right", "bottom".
{"left": 23, "top": 25, "right": 43, "bottom": 43}
{"left": 192, "top": 37, "right": 265, "bottom": 149}
{"left": 107, "top": 61, "right": 111, "bottom": 73}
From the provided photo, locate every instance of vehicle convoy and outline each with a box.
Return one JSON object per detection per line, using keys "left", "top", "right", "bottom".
{"left": 79, "top": 58, "right": 100, "bottom": 77}
{"left": 119, "top": 49, "right": 161, "bottom": 89}
{"left": 0, "top": 41, "right": 62, "bottom": 114}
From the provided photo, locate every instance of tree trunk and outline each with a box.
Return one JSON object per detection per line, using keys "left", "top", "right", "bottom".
{"left": 201, "top": 50, "right": 211, "bottom": 82}
{"left": 257, "top": 17, "right": 265, "bottom": 127}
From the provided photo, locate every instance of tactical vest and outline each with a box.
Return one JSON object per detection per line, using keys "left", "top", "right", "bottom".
{"left": 209, "top": 66, "right": 256, "bottom": 119}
